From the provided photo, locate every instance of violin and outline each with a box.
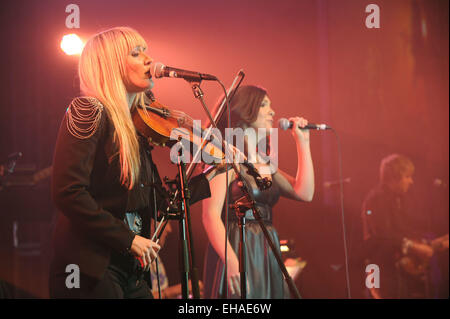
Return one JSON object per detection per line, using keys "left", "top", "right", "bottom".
{"left": 132, "top": 91, "right": 272, "bottom": 190}
{"left": 131, "top": 90, "right": 225, "bottom": 163}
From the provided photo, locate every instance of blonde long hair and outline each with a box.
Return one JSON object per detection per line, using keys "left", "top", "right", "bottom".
{"left": 79, "top": 27, "right": 146, "bottom": 189}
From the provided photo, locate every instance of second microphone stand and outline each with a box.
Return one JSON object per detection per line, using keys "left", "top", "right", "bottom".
{"left": 230, "top": 167, "right": 301, "bottom": 299}
{"left": 188, "top": 80, "right": 301, "bottom": 299}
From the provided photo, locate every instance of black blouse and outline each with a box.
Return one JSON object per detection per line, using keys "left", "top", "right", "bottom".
{"left": 51, "top": 97, "right": 210, "bottom": 280}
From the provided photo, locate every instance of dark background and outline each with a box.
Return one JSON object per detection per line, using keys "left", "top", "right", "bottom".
{"left": 0, "top": 0, "right": 448, "bottom": 298}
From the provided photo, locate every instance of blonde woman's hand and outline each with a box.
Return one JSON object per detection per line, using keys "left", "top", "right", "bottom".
{"left": 130, "top": 235, "right": 161, "bottom": 271}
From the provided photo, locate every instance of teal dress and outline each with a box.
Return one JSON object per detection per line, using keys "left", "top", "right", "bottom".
{"left": 203, "top": 169, "right": 285, "bottom": 299}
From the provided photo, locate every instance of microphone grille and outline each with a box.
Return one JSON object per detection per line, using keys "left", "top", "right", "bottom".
{"left": 150, "top": 62, "right": 165, "bottom": 78}
{"left": 278, "top": 118, "right": 290, "bottom": 131}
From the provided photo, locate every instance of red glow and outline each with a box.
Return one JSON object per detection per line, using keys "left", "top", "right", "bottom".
{"left": 60, "top": 34, "right": 84, "bottom": 55}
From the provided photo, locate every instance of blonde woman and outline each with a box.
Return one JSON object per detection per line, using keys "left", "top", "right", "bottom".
{"left": 50, "top": 27, "right": 214, "bottom": 298}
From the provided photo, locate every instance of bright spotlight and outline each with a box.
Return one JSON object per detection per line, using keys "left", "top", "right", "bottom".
{"left": 60, "top": 33, "right": 84, "bottom": 55}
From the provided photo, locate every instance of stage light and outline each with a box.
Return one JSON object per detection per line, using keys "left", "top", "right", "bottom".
{"left": 421, "top": 18, "right": 428, "bottom": 39}
{"left": 60, "top": 33, "right": 84, "bottom": 55}
{"left": 280, "top": 239, "right": 290, "bottom": 252}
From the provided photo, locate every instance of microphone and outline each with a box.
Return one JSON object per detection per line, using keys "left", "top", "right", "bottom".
{"left": 7, "top": 152, "right": 23, "bottom": 161}
{"left": 150, "top": 62, "right": 217, "bottom": 82}
{"left": 6, "top": 152, "right": 22, "bottom": 174}
{"left": 278, "top": 118, "right": 330, "bottom": 131}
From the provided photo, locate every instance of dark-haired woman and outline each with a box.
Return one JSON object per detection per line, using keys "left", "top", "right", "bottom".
{"left": 202, "top": 85, "right": 315, "bottom": 299}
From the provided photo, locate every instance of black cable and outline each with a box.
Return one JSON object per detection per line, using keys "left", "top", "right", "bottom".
{"left": 330, "top": 128, "right": 352, "bottom": 299}
{"left": 216, "top": 79, "right": 231, "bottom": 299}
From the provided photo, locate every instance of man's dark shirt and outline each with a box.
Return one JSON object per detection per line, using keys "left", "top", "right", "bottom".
{"left": 361, "top": 184, "right": 416, "bottom": 298}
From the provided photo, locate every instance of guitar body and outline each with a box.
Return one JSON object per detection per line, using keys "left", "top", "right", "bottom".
{"left": 398, "top": 255, "right": 428, "bottom": 277}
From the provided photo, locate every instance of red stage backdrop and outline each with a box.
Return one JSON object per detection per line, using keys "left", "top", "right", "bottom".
{"left": 0, "top": 0, "right": 448, "bottom": 298}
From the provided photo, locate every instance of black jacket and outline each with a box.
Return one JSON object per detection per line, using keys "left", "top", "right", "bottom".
{"left": 51, "top": 97, "right": 210, "bottom": 280}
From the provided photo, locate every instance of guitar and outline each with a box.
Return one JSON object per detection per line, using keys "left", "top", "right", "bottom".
{"left": 398, "top": 234, "right": 449, "bottom": 276}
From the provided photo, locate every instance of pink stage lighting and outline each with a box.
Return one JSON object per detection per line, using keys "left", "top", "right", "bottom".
{"left": 60, "top": 34, "right": 84, "bottom": 55}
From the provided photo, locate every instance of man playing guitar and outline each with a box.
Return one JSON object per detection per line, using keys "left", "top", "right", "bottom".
{"left": 361, "top": 154, "right": 448, "bottom": 299}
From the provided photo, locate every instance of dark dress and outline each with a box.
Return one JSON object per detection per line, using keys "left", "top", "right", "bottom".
{"left": 203, "top": 168, "right": 285, "bottom": 299}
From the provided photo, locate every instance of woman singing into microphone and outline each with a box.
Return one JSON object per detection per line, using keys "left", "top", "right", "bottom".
{"left": 202, "top": 85, "right": 315, "bottom": 299}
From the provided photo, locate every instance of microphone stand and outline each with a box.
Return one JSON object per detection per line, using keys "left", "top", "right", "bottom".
{"left": 175, "top": 145, "right": 191, "bottom": 298}
{"left": 0, "top": 152, "right": 23, "bottom": 191}
{"left": 186, "top": 80, "right": 301, "bottom": 299}
{"left": 159, "top": 138, "right": 199, "bottom": 299}
{"left": 230, "top": 172, "right": 301, "bottom": 299}
{"left": 176, "top": 139, "right": 201, "bottom": 299}
{"left": 147, "top": 72, "right": 245, "bottom": 299}
{"left": 149, "top": 140, "right": 199, "bottom": 299}
{"left": 138, "top": 134, "right": 197, "bottom": 299}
